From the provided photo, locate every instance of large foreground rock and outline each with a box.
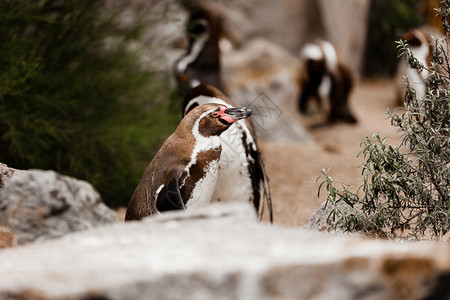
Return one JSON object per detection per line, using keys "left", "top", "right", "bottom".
{"left": 0, "top": 170, "right": 119, "bottom": 245}
{"left": 0, "top": 203, "right": 449, "bottom": 300}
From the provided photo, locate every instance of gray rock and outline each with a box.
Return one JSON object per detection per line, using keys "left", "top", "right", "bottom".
{"left": 0, "top": 170, "right": 119, "bottom": 245}
{"left": 0, "top": 202, "right": 449, "bottom": 300}
{"left": 0, "top": 163, "right": 25, "bottom": 189}
{"left": 303, "top": 200, "right": 358, "bottom": 233}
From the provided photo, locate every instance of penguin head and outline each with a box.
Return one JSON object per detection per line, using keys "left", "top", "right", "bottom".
{"left": 187, "top": 104, "right": 252, "bottom": 137}
{"left": 211, "top": 105, "right": 253, "bottom": 125}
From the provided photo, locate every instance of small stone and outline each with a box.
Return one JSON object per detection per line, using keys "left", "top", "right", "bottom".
{"left": 303, "top": 200, "right": 357, "bottom": 233}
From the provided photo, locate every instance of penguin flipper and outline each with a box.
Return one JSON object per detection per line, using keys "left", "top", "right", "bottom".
{"left": 156, "top": 175, "right": 185, "bottom": 212}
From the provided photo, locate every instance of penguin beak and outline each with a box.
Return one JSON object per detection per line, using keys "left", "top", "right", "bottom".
{"left": 224, "top": 107, "right": 253, "bottom": 120}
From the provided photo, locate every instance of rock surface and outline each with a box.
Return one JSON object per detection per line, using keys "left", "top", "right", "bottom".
{"left": 0, "top": 163, "right": 24, "bottom": 189}
{"left": 303, "top": 200, "right": 357, "bottom": 233}
{"left": 0, "top": 203, "right": 449, "bottom": 300}
{"left": 0, "top": 170, "right": 119, "bottom": 245}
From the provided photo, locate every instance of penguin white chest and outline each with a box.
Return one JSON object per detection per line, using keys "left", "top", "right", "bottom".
{"left": 183, "top": 120, "right": 222, "bottom": 209}
{"left": 185, "top": 159, "right": 220, "bottom": 208}
{"left": 213, "top": 122, "right": 254, "bottom": 203}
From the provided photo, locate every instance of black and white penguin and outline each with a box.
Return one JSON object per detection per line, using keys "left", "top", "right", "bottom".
{"left": 182, "top": 84, "right": 273, "bottom": 222}
{"left": 174, "top": 0, "right": 226, "bottom": 93}
{"left": 298, "top": 39, "right": 357, "bottom": 124}
{"left": 125, "top": 103, "right": 252, "bottom": 221}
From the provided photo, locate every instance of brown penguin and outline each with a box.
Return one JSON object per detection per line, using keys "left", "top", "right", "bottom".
{"left": 125, "top": 103, "right": 253, "bottom": 221}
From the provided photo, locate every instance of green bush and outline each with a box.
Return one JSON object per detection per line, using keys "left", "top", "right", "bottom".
{"left": 319, "top": 1, "right": 449, "bottom": 239}
{"left": 0, "top": 0, "right": 179, "bottom": 207}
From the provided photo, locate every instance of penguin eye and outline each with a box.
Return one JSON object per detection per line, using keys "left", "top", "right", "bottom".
{"left": 190, "top": 23, "right": 206, "bottom": 35}
{"left": 211, "top": 107, "right": 221, "bottom": 118}
{"left": 188, "top": 19, "right": 209, "bottom": 39}
{"left": 210, "top": 107, "right": 231, "bottom": 125}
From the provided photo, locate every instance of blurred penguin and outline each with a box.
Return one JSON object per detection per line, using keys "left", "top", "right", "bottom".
{"left": 298, "top": 39, "right": 357, "bottom": 124}
{"left": 174, "top": 0, "right": 226, "bottom": 93}
{"left": 395, "top": 28, "right": 435, "bottom": 105}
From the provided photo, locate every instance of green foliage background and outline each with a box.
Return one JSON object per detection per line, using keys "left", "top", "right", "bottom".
{"left": 364, "top": 0, "right": 423, "bottom": 76}
{"left": 0, "top": 0, "right": 180, "bottom": 207}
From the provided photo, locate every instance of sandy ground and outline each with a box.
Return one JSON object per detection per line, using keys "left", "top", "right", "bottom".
{"left": 260, "top": 79, "right": 403, "bottom": 227}
{"left": 116, "top": 79, "right": 403, "bottom": 225}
